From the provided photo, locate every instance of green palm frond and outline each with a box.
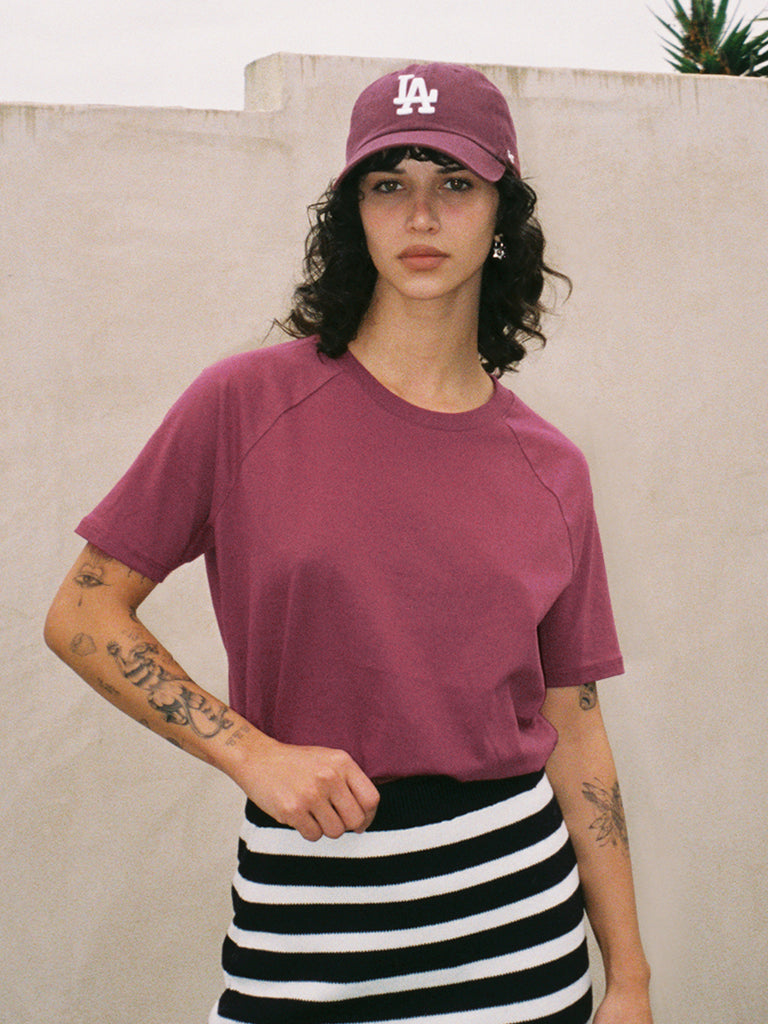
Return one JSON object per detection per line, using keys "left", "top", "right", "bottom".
{"left": 654, "top": 0, "right": 768, "bottom": 75}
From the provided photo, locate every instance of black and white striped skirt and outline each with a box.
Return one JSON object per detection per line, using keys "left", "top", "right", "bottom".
{"left": 209, "top": 771, "right": 591, "bottom": 1024}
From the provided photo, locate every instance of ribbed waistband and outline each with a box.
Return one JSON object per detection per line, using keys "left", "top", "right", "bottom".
{"left": 245, "top": 770, "right": 543, "bottom": 833}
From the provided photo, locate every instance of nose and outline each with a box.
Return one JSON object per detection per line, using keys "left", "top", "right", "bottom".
{"left": 406, "top": 188, "right": 439, "bottom": 232}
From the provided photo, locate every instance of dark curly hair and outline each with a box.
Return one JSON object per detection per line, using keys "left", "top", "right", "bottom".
{"left": 279, "top": 146, "right": 570, "bottom": 376}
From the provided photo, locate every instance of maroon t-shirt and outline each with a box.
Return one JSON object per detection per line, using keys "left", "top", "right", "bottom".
{"left": 77, "top": 337, "right": 623, "bottom": 781}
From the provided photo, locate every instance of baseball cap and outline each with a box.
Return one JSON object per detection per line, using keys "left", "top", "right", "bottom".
{"left": 335, "top": 62, "right": 520, "bottom": 186}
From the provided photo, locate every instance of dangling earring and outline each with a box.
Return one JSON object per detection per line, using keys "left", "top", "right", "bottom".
{"left": 492, "top": 234, "right": 506, "bottom": 261}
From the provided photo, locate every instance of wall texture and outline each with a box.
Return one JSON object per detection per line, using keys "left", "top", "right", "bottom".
{"left": 2, "top": 53, "right": 766, "bottom": 1023}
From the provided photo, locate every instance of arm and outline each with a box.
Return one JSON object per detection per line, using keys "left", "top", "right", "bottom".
{"left": 44, "top": 543, "right": 379, "bottom": 841}
{"left": 541, "top": 683, "right": 653, "bottom": 1024}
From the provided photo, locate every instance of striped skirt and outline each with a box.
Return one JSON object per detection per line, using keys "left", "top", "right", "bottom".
{"left": 209, "top": 771, "right": 591, "bottom": 1024}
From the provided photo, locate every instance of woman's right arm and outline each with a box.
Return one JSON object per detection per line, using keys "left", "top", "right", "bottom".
{"left": 44, "top": 543, "right": 379, "bottom": 840}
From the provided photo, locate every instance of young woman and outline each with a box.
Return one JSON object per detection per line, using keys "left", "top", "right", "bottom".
{"left": 45, "top": 62, "right": 653, "bottom": 1024}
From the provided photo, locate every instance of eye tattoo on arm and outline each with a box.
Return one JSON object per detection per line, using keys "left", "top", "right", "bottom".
{"left": 73, "top": 563, "right": 112, "bottom": 606}
{"left": 106, "top": 641, "right": 234, "bottom": 740}
{"left": 582, "top": 778, "right": 629, "bottom": 851}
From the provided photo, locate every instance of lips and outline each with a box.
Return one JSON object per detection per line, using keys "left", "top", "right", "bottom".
{"left": 397, "top": 245, "right": 449, "bottom": 270}
{"left": 398, "top": 246, "right": 448, "bottom": 258}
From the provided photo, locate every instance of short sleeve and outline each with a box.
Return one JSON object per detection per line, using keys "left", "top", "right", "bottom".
{"left": 75, "top": 368, "right": 226, "bottom": 582}
{"left": 537, "top": 504, "right": 624, "bottom": 687}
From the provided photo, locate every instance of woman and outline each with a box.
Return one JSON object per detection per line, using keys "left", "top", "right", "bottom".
{"left": 45, "top": 62, "right": 653, "bottom": 1023}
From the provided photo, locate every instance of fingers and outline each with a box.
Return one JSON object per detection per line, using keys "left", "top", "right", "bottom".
{"left": 302, "top": 755, "right": 380, "bottom": 839}
{"left": 250, "top": 744, "right": 380, "bottom": 841}
{"left": 311, "top": 800, "right": 350, "bottom": 840}
{"left": 345, "top": 771, "right": 381, "bottom": 832}
{"left": 327, "top": 779, "right": 378, "bottom": 835}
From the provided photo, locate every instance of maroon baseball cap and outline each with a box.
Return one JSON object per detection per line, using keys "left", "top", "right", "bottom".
{"left": 336, "top": 62, "right": 520, "bottom": 186}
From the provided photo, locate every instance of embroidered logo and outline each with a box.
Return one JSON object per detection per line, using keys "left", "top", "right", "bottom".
{"left": 393, "top": 74, "right": 438, "bottom": 115}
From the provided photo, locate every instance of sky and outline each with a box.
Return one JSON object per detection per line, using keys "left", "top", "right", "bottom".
{"left": 2, "top": 0, "right": 767, "bottom": 110}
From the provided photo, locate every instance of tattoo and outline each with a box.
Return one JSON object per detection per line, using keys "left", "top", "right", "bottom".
{"left": 95, "top": 676, "right": 120, "bottom": 697}
{"left": 73, "top": 563, "right": 111, "bottom": 606}
{"left": 143, "top": 716, "right": 183, "bottom": 749}
{"left": 74, "top": 565, "right": 106, "bottom": 588}
{"left": 70, "top": 632, "right": 97, "bottom": 657}
{"left": 106, "top": 640, "right": 234, "bottom": 740}
{"left": 225, "top": 724, "right": 251, "bottom": 747}
{"left": 578, "top": 683, "right": 597, "bottom": 710}
{"left": 582, "top": 778, "right": 629, "bottom": 850}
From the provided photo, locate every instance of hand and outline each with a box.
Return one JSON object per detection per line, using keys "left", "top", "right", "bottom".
{"left": 235, "top": 739, "right": 380, "bottom": 841}
{"left": 593, "top": 983, "right": 653, "bottom": 1024}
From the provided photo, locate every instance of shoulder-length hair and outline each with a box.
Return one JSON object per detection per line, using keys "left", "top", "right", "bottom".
{"left": 279, "top": 146, "right": 570, "bottom": 376}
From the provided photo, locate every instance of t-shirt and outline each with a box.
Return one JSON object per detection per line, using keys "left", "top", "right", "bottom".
{"left": 76, "top": 336, "right": 623, "bottom": 782}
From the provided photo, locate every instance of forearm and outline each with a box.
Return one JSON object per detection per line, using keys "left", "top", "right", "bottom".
{"left": 44, "top": 552, "right": 261, "bottom": 783}
{"left": 45, "top": 543, "right": 380, "bottom": 840}
{"left": 543, "top": 685, "right": 651, "bottom": 994}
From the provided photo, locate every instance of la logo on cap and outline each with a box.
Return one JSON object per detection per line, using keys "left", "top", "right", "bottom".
{"left": 393, "top": 74, "right": 438, "bottom": 115}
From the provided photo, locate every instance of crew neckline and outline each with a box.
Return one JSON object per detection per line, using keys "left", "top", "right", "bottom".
{"left": 338, "top": 349, "right": 511, "bottom": 431}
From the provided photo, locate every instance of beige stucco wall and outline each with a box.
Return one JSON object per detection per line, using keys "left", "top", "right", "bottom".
{"left": 2, "top": 53, "right": 766, "bottom": 1022}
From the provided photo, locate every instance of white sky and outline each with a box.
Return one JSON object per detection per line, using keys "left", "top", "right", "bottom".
{"left": 2, "top": 0, "right": 767, "bottom": 110}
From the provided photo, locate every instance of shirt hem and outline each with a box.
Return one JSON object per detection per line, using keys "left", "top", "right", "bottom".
{"left": 75, "top": 520, "right": 171, "bottom": 583}
{"left": 544, "top": 656, "right": 625, "bottom": 687}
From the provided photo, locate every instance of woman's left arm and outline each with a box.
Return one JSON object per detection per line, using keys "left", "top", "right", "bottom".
{"left": 541, "top": 682, "right": 654, "bottom": 1024}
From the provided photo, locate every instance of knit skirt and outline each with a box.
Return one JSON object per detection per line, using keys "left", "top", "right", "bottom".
{"left": 209, "top": 771, "right": 591, "bottom": 1024}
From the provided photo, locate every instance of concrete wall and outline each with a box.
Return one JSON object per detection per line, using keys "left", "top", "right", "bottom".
{"left": 2, "top": 53, "right": 766, "bottom": 1022}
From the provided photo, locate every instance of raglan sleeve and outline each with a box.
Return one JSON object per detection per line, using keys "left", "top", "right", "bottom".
{"left": 75, "top": 365, "right": 230, "bottom": 582}
{"left": 537, "top": 471, "right": 625, "bottom": 688}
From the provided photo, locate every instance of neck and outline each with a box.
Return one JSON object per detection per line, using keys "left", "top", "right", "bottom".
{"left": 349, "top": 286, "right": 492, "bottom": 413}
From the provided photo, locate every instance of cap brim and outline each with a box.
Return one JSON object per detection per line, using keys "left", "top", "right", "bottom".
{"left": 334, "top": 129, "right": 507, "bottom": 187}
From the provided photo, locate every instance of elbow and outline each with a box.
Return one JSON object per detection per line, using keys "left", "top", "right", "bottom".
{"left": 43, "top": 592, "right": 73, "bottom": 660}
{"left": 43, "top": 603, "right": 63, "bottom": 657}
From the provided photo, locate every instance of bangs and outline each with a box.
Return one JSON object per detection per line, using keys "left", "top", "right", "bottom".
{"left": 356, "top": 146, "right": 466, "bottom": 175}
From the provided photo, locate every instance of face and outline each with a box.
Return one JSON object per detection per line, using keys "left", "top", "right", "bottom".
{"left": 357, "top": 157, "right": 499, "bottom": 306}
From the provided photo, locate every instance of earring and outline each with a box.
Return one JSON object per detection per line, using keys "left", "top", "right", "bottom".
{"left": 492, "top": 234, "right": 506, "bottom": 261}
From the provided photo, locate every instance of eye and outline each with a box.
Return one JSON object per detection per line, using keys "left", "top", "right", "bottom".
{"left": 443, "top": 176, "right": 473, "bottom": 193}
{"left": 370, "top": 178, "right": 403, "bottom": 194}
